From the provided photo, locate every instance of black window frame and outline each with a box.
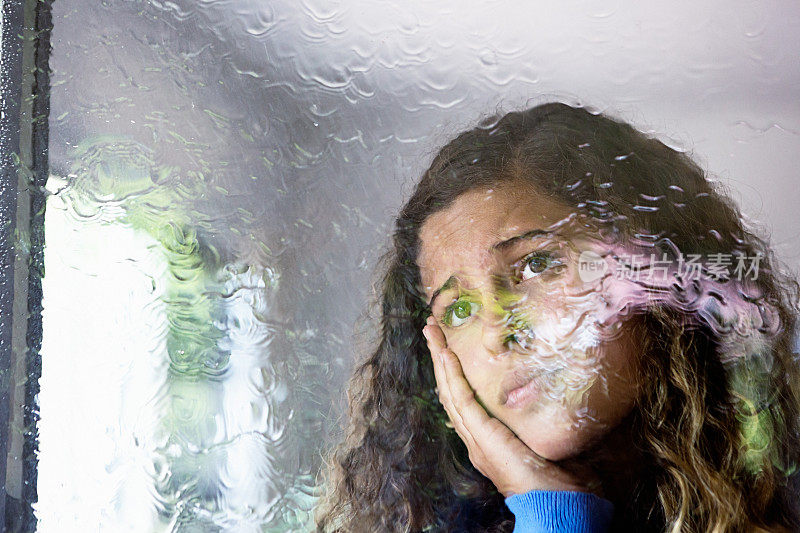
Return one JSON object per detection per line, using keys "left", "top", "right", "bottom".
{"left": 1, "top": 0, "right": 52, "bottom": 530}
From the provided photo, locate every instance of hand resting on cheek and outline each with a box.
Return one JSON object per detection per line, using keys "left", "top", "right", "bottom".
{"left": 422, "top": 315, "right": 604, "bottom": 500}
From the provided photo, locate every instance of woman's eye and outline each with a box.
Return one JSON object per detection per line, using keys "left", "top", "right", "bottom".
{"left": 518, "top": 251, "right": 564, "bottom": 282}
{"left": 443, "top": 299, "right": 480, "bottom": 327}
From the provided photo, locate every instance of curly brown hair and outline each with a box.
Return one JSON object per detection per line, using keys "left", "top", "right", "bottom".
{"left": 313, "top": 102, "right": 800, "bottom": 532}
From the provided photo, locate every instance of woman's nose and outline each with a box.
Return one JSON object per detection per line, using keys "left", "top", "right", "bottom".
{"left": 479, "top": 288, "right": 523, "bottom": 355}
{"left": 480, "top": 318, "right": 512, "bottom": 355}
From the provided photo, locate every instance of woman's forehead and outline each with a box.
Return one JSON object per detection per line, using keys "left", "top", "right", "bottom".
{"left": 419, "top": 186, "right": 573, "bottom": 250}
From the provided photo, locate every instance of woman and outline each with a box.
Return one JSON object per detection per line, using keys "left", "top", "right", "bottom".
{"left": 314, "top": 102, "right": 800, "bottom": 532}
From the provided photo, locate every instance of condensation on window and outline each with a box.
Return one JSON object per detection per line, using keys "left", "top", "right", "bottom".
{"left": 28, "top": 0, "right": 800, "bottom": 531}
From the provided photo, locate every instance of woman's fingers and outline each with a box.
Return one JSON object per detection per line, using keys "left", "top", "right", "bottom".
{"left": 424, "top": 324, "right": 460, "bottom": 427}
{"left": 425, "top": 320, "right": 497, "bottom": 453}
{"left": 423, "top": 319, "right": 475, "bottom": 442}
{"left": 438, "top": 342, "right": 494, "bottom": 438}
{"left": 423, "top": 317, "right": 448, "bottom": 403}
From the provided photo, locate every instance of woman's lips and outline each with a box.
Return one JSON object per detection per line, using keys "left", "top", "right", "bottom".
{"left": 499, "top": 368, "right": 545, "bottom": 408}
{"left": 504, "top": 378, "right": 542, "bottom": 409}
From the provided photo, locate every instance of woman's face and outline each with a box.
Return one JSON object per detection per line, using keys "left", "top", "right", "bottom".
{"left": 417, "top": 181, "right": 643, "bottom": 461}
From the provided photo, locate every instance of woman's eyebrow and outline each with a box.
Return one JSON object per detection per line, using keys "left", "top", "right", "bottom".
{"left": 427, "top": 275, "right": 456, "bottom": 307}
{"left": 427, "top": 229, "right": 555, "bottom": 306}
{"left": 490, "top": 228, "right": 553, "bottom": 253}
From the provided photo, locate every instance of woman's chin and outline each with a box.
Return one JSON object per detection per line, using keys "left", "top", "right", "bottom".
{"left": 524, "top": 437, "right": 584, "bottom": 462}
{"left": 514, "top": 412, "right": 604, "bottom": 462}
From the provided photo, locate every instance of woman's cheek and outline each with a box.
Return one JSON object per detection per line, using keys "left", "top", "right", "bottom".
{"left": 449, "top": 330, "right": 494, "bottom": 388}
{"left": 447, "top": 328, "right": 480, "bottom": 365}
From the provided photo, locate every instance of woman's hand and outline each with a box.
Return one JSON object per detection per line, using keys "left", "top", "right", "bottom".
{"left": 422, "top": 316, "right": 603, "bottom": 499}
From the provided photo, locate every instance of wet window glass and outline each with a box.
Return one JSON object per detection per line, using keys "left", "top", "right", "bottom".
{"left": 1, "top": 1, "right": 799, "bottom": 531}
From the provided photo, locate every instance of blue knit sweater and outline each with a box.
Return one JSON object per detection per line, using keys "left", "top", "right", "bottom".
{"left": 504, "top": 490, "right": 615, "bottom": 532}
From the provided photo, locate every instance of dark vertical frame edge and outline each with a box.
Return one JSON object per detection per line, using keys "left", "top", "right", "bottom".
{"left": 1, "top": 0, "right": 52, "bottom": 531}
{"left": 0, "top": 0, "right": 26, "bottom": 529}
